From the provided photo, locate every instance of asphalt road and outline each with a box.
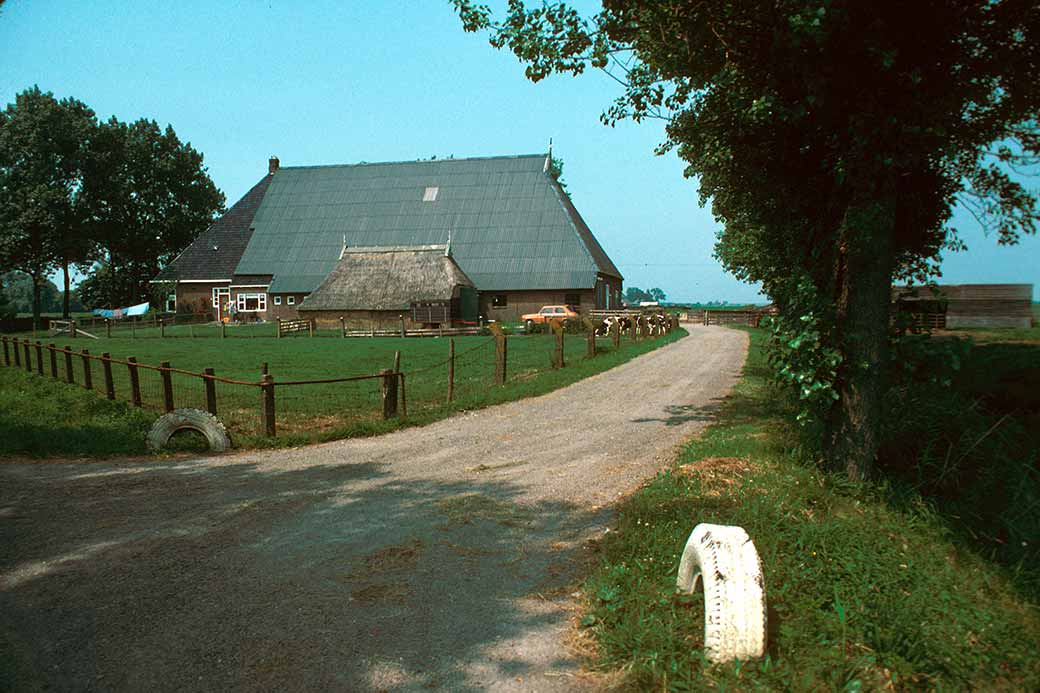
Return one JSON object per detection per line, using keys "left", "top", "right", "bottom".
{"left": 0, "top": 325, "right": 748, "bottom": 692}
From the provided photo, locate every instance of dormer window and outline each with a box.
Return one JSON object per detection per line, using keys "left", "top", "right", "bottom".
{"left": 423, "top": 186, "right": 439, "bottom": 202}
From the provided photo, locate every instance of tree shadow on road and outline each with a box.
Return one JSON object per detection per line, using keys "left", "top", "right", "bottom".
{"left": 0, "top": 453, "right": 609, "bottom": 691}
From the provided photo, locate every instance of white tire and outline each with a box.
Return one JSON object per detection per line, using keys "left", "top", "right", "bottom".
{"left": 676, "top": 523, "right": 766, "bottom": 663}
{"left": 147, "top": 408, "right": 231, "bottom": 453}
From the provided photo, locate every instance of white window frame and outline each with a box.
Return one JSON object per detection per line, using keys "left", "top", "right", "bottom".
{"left": 212, "top": 287, "right": 230, "bottom": 308}
{"left": 273, "top": 295, "right": 282, "bottom": 306}
{"left": 236, "top": 292, "right": 267, "bottom": 312}
{"left": 287, "top": 295, "right": 296, "bottom": 305}
{"left": 166, "top": 293, "right": 176, "bottom": 313}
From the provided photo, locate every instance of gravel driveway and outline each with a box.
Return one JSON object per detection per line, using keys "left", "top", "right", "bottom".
{"left": 0, "top": 325, "right": 748, "bottom": 692}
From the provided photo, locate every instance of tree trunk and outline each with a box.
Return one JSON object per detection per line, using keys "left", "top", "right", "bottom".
{"left": 824, "top": 191, "right": 896, "bottom": 482}
{"left": 31, "top": 273, "right": 42, "bottom": 332}
{"left": 62, "top": 259, "right": 71, "bottom": 319}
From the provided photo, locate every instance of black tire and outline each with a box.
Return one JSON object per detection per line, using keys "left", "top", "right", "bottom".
{"left": 147, "top": 408, "right": 231, "bottom": 453}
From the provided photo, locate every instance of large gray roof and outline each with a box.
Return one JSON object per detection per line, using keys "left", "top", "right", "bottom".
{"left": 233, "top": 154, "right": 622, "bottom": 294}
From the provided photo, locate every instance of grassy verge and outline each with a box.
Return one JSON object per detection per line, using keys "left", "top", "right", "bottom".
{"left": 581, "top": 328, "right": 1040, "bottom": 689}
{"left": 0, "top": 328, "right": 686, "bottom": 458}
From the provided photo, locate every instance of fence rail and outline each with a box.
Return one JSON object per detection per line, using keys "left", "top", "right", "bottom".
{"left": 1, "top": 316, "right": 679, "bottom": 445}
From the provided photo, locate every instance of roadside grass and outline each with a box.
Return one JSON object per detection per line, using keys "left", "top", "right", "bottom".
{"left": 581, "top": 328, "right": 1040, "bottom": 690}
{"left": 0, "top": 367, "right": 154, "bottom": 457}
{"left": 0, "top": 328, "right": 685, "bottom": 457}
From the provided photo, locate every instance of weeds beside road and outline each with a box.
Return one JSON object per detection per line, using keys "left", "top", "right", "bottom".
{"left": 581, "top": 328, "right": 1040, "bottom": 690}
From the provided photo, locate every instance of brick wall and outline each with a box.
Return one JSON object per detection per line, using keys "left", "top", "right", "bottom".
{"left": 478, "top": 289, "right": 596, "bottom": 323}
{"left": 174, "top": 282, "right": 223, "bottom": 318}
{"left": 268, "top": 293, "right": 309, "bottom": 321}
{"left": 303, "top": 310, "right": 429, "bottom": 331}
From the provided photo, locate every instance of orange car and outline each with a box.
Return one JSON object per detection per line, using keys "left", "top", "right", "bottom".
{"left": 521, "top": 305, "right": 579, "bottom": 328}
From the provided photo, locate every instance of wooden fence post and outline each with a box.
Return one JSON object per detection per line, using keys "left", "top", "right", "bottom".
{"left": 260, "top": 374, "right": 276, "bottom": 436}
{"left": 612, "top": 319, "right": 621, "bottom": 349}
{"left": 399, "top": 315, "right": 406, "bottom": 338}
{"left": 70, "top": 320, "right": 77, "bottom": 339}
{"left": 552, "top": 322, "right": 565, "bottom": 369}
{"left": 381, "top": 369, "right": 398, "bottom": 419}
{"left": 340, "top": 316, "right": 345, "bottom": 338}
{"left": 261, "top": 362, "right": 269, "bottom": 376}
{"left": 586, "top": 329, "right": 596, "bottom": 359}
{"left": 447, "top": 338, "right": 455, "bottom": 402}
{"left": 494, "top": 333, "right": 507, "bottom": 385}
{"left": 48, "top": 343, "right": 58, "bottom": 378}
{"left": 276, "top": 318, "right": 282, "bottom": 339}
{"left": 23, "top": 339, "right": 32, "bottom": 373}
{"left": 102, "top": 353, "right": 115, "bottom": 400}
{"left": 106, "top": 318, "right": 111, "bottom": 338}
{"left": 203, "top": 368, "right": 217, "bottom": 416}
{"left": 1, "top": 337, "right": 9, "bottom": 366}
{"left": 81, "top": 349, "right": 93, "bottom": 389}
{"left": 35, "top": 342, "right": 44, "bottom": 375}
{"left": 393, "top": 350, "right": 401, "bottom": 374}
{"left": 160, "top": 361, "right": 174, "bottom": 412}
{"left": 63, "top": 345, "right": 74, "bottom": 384}
{"left": 127, "top": 357, "right": 141, "bottom": 407}
{"left": 12, "top": 337, "right": 20, "bottom": 368}
{"left": 160, "top": 318, "right": 165, "bottom": 338}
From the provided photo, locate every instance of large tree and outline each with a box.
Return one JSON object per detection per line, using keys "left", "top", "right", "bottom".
{"left": 0, "top": 86, "right": 96, "bottom": 326}
{"left": 453, "top": 0, "right": 1039, "bottom": 480}
{"left": 82, "top": 117, "right": 224, "bottom": 307}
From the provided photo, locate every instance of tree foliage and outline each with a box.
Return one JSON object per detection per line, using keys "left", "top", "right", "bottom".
{"left": 0, "top": 87, "right": 224, "bottom": 317}
{"left": 0, "top": 86, "right": 95, "bottom": 325}
{"left": 82, "top": 117, "right": 224, "bottom": 306}
{"left": 624, "top": 286, "right": 667, "bottom": 304}
{"left": 452, "top": 0, "right": 1040, "bottom": 479}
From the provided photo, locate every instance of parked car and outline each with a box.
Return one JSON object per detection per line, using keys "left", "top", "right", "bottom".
{"left": 521, "top": 305, "right": 579, "bottom": 329}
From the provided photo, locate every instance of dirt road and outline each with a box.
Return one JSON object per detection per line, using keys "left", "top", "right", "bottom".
{"left": 0, "top": 326, "right": 748, "bottom": 692}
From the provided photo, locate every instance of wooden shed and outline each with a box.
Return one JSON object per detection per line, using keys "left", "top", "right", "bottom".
{"left": 298, "top": 245, "right": 477, "bottom": 329}
{"left": 893, "top": 284, "right": 1034, "bottom": 329}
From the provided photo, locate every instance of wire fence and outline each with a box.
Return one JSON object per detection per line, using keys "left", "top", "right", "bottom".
{"left": 1, "top": 315, "right": 680, "bottom": 446}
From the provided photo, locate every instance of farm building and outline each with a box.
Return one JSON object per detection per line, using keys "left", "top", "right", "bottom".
{"left": 154, "top": 153, "right": 623, "bottom": 323}
{"left": 893, "top": 284, "right": 1034, "bottom": 329}
{"left": 298, "top": 245, "right": 477, "bottom": 329}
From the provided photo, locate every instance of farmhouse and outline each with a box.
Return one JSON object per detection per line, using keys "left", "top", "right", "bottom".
{"left": 155, "top": 153, "right": 623, "bottom": 323}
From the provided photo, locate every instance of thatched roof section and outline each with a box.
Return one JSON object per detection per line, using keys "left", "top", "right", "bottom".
{"left": 298, "top": 245, "right": 475, "bottom": 312}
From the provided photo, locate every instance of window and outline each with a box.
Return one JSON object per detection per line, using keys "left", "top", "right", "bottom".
{"left": 273, "top": 296, "right": 282, "bottom": 306}
{"left": 492, "top": 294, "right": 507, "bottom": 308}
{"left": 553, "top": 307, "right": 566, "bottom": 314}
{"left": 287, "top": 295, "right": 296, "bottom": 305}
{"left": 423, "top": 186, "right": 439, "bottom": 202}
{"left": 212, "top": 287, "right": 230, "bottom": 308}
{"left": 166, "top": 293, "right": 176, "bottom": 313}
{"left": 237, "top": 293, "right": 267, "bottom": 312}
{"left": 565, "top": 292, "right": 581, "bottom": 306}
{"left": 540, "top": 307, "right": 553, "bottom": 315}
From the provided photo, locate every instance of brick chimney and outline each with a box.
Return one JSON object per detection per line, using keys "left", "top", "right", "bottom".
{"left": 268, "top": 156, "right": 280, "bottom": 175}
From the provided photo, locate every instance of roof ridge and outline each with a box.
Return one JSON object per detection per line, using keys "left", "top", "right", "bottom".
{"left": 278, "top": 153, "right": 548, "bottom": 171}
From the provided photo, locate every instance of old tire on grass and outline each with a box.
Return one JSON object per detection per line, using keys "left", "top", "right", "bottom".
{"left": 676, "top": 523, "right": 766, "bottom": 663}
{"left": 147, "top": 408, "right": 231, "bottom": 453}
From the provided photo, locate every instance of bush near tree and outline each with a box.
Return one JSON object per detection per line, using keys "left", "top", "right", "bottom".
{"left": 452, "top": 0, "right": 1039, "bottom": 480}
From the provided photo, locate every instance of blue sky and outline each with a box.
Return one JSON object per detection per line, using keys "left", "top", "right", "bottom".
{"left": 2, "top": 0, "right": 1037, "bottom": 302}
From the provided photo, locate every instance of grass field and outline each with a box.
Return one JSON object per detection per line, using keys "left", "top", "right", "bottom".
{"left": 580, "top": 328, "right": 1040, "bottom": 689}
{"left": 0, "top": 327, "right": 684, "bottom": 456}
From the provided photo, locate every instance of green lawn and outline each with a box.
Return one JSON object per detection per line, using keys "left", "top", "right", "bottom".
{"left": 580, "top": 328, "right": 1040, "bottom": 689}
{"left": 0, "top": 328, "right": 684, "bottom": 455}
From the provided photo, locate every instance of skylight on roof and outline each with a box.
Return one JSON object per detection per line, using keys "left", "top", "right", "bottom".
{"left": 423, "top": 186, "right": 439, "bottom": 202}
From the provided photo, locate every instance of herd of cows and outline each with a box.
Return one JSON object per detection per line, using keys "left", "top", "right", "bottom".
{"left": 593, "top": 312, "right": 672, "bottom": 337}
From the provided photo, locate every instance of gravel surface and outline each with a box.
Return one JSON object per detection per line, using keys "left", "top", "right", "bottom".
{"left": 0, "top": 325, "right": 748, "bottom": 692}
